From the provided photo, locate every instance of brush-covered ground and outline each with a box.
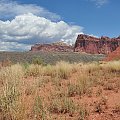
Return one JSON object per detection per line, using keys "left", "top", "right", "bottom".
{"left": 0, "top": 51, "right": 105, "bottom": 64}
{"left": 0, "top": 60, "right": 120, "bottom": 120}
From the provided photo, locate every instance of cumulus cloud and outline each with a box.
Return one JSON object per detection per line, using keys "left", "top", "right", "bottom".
{"left": 0, "top": 0, "right": 60, "bottom": 21}
{"left": 0, "top": 0, "right": 83, "bottom": 51}
{"left": 90, "top": 0, "right": 109, "bottom": 7}
{"left": 0, "top": 13, "right": 83, "bottom": 51}
{"left": 0, "top": 41, "right": 31, "bottom": 51}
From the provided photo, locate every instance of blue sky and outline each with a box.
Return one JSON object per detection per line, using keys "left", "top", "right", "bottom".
{"left": 12, "top": 0, "right": 120, "bottom": 37}
{"left": 0, "top": 0, "right": 119, "bottom": 51}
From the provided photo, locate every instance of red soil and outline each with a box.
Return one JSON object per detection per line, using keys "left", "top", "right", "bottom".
{"left": 0, "top": 66, "right": 120, "bottom": 120}
{"left": 21, "top": 72, "right": 120, "bottom": 120}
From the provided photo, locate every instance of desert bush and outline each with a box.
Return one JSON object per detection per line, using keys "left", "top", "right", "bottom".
{"left": 52, "top": 91, "right": 67, "bottom": 99}
{"left": 32, "top": 57, "right": 45, "bottom": 65}
{"left": 67, "top": 75, "right": 91, "bottom": 97}
{"left": 0, "top": 82, "right": 20, "bottom": 120}
{"left": 0, "top": 64, "right": 24, "bottom": 84}
{"left": 67, "top": 84, "right": 77, "bottom": 97}
{"left": 22, "top": 62, "right": 30, "bottom": 69}
{"left": 55, "top": 61, "right": 73, "bottom": 79}
{"left": 48, "top": 97, "right": 76, "bottom": 114}
{"left": 100, "top": 61, "right": 120, "bottom": 73}
{"left": 35, "top": 76, "right": 50, "bottom": 88}
{"left": 83, "top": 62, "right": 100, "bottom": 73}
{"left": 0, "top": 64, "right": 26, "bottom": 120}
{"left": 44, "top": 61, "right": 74, "bottom": 79}
{"left": 51, "top": 77, "right": 62, "bottom": 88}
{"left": 25, "top": 64, "right": 43, "bottom": 77}
{"left": 43, "top": 64, "right": 56, "bottom": 77}
{"left": 78, "top": 104, "right": 89, "bottom": 120}
{"left": 77, "top": 75, "right": 91, "bottom": 95}
{"left": 71, "top": 63, "right": 83, "bottom": 73}
{"left": 0, "top": 65, "right": 23, "bottom": 120}
{"left": 23, "top": 61, "right": 79, "bottom": 78}
{"left": 34, "top": 96, "right": 46, "bottom": 120}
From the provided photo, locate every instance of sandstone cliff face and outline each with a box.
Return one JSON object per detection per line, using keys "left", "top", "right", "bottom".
{"left": 30, "top": 43, "right": 73, "bottom": 52}
{"left": 74, "top": 34, "right": 120, "bottom": 54}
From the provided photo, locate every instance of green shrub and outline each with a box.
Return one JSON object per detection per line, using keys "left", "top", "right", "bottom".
{"left": 22, "top": 62, "right": 30, "bottom": 69}
{"left": 32, "top": 57, "right": 44, "bottom": 65}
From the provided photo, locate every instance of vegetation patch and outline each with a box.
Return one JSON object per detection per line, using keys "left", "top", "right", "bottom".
{"left": 0, "top": 60, "right": 120, "bottom": 120}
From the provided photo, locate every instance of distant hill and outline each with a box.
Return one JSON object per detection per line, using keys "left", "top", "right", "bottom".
{"left": 30, "top": 41, "right": 73, "bottom": 52}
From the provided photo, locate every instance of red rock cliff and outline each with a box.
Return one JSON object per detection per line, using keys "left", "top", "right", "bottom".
{"left": 30, "top": 42, "right": 73, "bottom": 52}
{"left": 74, "top": 34, "right": 120, "bottom": 54}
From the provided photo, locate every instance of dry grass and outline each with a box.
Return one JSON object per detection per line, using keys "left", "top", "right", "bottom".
{"left": 100, "top": 60, "right": 120, "bottom": 72}
{"left": 48, "top": 97, "right": 76, "bottom": 114}
{"left": 25, "top": 64, "right": 43, "bottom": 77}
{"left": 0, "top": 60, "right": 120, "bottom": 120}
{"left": 67, "top": 75, "right": 91, "bottom": 97}
{"left": 0, "top": 64, "right": 24, "bottom": 120}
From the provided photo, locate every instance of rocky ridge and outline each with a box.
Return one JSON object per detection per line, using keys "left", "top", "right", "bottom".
{"left": 74, "top": 34, "right": 120, "bottom": 54}
{"left": 31, "top": 34, "right": 120, "bottom": 54}
{"left": 30, "top": 41, "right": 73, "bottom": 52}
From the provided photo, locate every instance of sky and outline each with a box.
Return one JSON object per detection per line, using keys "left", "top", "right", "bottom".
{"left": 0, "top": 0, "right": 119, "bottom": 51}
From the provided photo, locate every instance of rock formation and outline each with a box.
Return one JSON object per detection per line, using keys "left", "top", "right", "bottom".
{"left": 30, "top": 41, "right": 73, "bottom": 52}
{"left": 74, "top": 34, "right": 120, "bottom": 54}
{"left": 30, "top": 34, "right": 120, "bottom": 54}
{"left": 104, "top": 46, "right": 120, "bottom": 61}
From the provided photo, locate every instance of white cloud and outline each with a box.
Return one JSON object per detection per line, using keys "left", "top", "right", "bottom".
{"left": 0, "top": 0, "right": 83, "bottom": 51}
{"left": 90, "top": 0, "right": 109, "bottom": 7}
{"left": 0, "top": 41, "right": 31, "bottom": 51}
{"left": 0, "top": 13, "right": 83, "bottom": 51}
{"left": 0, "top": 0, "right": 60, "bottom": 21}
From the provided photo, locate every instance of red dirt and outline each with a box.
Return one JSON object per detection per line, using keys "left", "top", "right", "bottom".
{"left": 21, "top": 71, "right": 120, "bottom": 120}
{"left": 1, "top": 67, "right": 120, "bottom": 120}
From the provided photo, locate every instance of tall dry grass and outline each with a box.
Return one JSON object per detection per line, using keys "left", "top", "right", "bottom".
{"left": 0, "top": 60, "right": 120, "bottom": 120}
{"left": 100, "top": 60, "right": 120, "bottom": 72}
{"left": 0, "top": 64, "right": 24, "bottom": 120}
